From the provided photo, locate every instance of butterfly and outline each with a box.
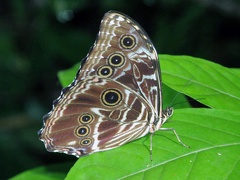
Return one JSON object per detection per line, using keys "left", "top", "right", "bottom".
{"left": 38, "top": 10, "right": 184, "bottom": 158}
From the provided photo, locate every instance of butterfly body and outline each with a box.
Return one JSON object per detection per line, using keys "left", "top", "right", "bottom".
{"left": 39, "top": 11, "right": 173, "bottom": 157}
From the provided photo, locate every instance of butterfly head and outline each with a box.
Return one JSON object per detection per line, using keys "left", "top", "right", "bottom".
{"left": 163, "top": 107, "right": 174, "bottom": 118}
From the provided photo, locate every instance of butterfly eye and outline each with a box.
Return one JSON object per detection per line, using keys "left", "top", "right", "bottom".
{"left": 167, "top": 107, "right": 174, "bottom": 117}
{"left": 80, "top": 138, "right": 93, "bottom": 146}
{"left": 97, "top": 65, "right": 113, "bottom": 78}
{"left": 75, "top": 126, "right": 90, "bottom": 137}
{"left": 101, "top": 89, "right": 122, "bottom": 106}
{"left": 120, "top": 35, "right": 136, "bottom": 49}
{"left": 108, "top": 53, "right": 125, "bottom": 67}
{"left": 79, "top": 113, "right": 94, "bottom": 124}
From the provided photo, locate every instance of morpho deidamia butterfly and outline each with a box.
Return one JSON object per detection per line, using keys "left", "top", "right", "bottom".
{"left": 38, "top": 11, "right": 187, "bottom": 158}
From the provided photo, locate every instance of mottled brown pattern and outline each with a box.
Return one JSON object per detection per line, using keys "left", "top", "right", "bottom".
{"left": 38, "top": 11, "right": 170, "bottom": 158}
{"left": 98, "top": 120, "right": 120, "bottom": 132}
{"left": 75, "top": 11, "right": 161, "bottom": 114}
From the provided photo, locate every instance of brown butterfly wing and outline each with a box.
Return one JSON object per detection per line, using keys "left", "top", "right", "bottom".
{"left": 77, "top": 11, "right": 162, "bottom": 117}
{"left": 39, "top": 11, "right": 163, "bottom": 157}
{"left": 40, "top": 77, "right": 154, "bottom": 157}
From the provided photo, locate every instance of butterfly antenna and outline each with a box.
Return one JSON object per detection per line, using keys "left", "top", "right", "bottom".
{"left": 172, "top": 97, "right": 206, "bottom": 108}
{"left": 168, "top": 79, "right": 193, "bottom": 107}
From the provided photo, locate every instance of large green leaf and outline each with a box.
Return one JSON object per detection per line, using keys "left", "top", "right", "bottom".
{"left": 17, "top": 55, "right": 239, "bottom": 179}
{"left": 66, "top": 108, "right": 240, "bottom": 179}
{"left": 160, "top": 55, "right": 240, "bottom": 111}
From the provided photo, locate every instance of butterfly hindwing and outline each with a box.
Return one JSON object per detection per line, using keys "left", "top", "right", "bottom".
{"left": 40, "top": 76, "right": 154, "bottom": 157}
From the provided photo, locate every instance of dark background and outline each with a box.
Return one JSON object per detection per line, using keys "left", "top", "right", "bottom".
{"left": 0, "top": 0, "right": 239, "bottom": 179}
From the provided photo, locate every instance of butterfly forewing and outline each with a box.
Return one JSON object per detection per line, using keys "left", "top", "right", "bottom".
{"left": 39, "top": 11, "right": 167, "bottom": 157}
{"left": 77, "top": 11, "right": 162, "bottom": 116}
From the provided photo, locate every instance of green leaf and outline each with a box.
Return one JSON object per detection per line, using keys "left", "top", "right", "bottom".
{"left": 162, "top": 83, "right": 191, "bottom": 109}
{"left": 10, "top": 162, "right": 73, "bottom": 180}
{"left": 230, "top": 68, "right": 240, "bottom": 78}
{"left": 160, "top": 55, "right": 240, "bottom": 111}
{"left": 66, "top": 108, "right": 240, "bottom": 179}
{"left": 57, "top": 63, "right": 80, "bottom": 87}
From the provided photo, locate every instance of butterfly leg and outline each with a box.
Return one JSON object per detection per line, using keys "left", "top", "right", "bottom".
{"left": 150, "top": 133, "right": 153, "bottom": 161}
{"left": 159, "top": 128, "right": 190, "bottom": 148}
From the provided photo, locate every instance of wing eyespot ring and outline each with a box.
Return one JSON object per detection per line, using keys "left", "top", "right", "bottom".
{"left": 79, "top": 113, "right": 94, "bottom": 124}
{"left": 97, "top": 65, "right": 113, "bottom": 78}
{"left": 80, "top": 138, "right": 93, "bottom": 146}
{"left": 119, "top": 35, "right": 136, "bottom": 49}
{"left": 75, "top": 126, "right": 90, "bottom": 137}
{"left": 101, "top": 89, "right": 122, "bottom": 106}
{"left": 108, "top": 53, "right": 125, "bottom": 67}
